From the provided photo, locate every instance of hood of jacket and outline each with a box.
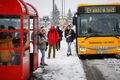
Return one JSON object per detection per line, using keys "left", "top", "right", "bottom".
{"left": 50, "top": 26, "right": 56, "bottom": 31}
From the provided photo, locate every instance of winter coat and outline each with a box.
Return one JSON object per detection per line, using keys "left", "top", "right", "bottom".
{"left": 47, "top": 26, "right": 60, "bottom": 46}
{"left": 65, "top": 29, "right": 76, "bottom": 42}
{"left": 56, "top": 27, "right": 63, "bottom": 41}
{"left": 0, "top": 36, "right": 15, "bottom": 62}
{"left": 39, "top": 34, "right": 47, "bottom": 50}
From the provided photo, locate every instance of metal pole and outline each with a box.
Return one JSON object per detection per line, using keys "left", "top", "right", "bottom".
{"left": 62, "top": 0, "right": 63, "bottom": 18}
{"left": 64, "top": 0, "right": 65, "bottom": 19}
{"left": 53, "top": 0, "right": 55, "bottom": 25}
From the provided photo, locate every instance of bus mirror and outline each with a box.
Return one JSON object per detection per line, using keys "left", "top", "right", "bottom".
{"left": 72, "top": 16, "right": 77, "bottom": 26}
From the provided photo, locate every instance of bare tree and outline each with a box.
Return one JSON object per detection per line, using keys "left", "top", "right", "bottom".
{"left": 67, "top": 8, "right": 73, "bottom": 20}
{"left": 51, "top": 4, "right": 60, "bottom": 26}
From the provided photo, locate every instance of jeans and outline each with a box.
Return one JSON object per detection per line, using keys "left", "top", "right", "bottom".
{"left": 67, "top": 42, "right": 72, "bottom": 55}
{"left": 40, "top": 48, "right": 45, "bottom": 64}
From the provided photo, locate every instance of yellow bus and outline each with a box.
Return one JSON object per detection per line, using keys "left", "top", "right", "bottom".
{"left": 73, "top": 3, "right": 120, "bottom": 59}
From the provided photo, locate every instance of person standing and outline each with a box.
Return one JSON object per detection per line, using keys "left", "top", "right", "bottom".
{"left": 47, "top": 26, "right": 59, "bottom": 58}
{"left": 65, "top": 25, "right": 76, "bottom": 56}
{"left": 0, "top": 25, "right": 15, "bottom": 65}
{"left": 56, "top": 26, "right": 63, "bottom": 51}
{"left": 38, "top": 28, "right": 48, "bottom": 67}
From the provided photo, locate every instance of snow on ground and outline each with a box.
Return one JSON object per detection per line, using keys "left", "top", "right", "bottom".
{"left": 35, "top": 38, "right": 87, "bottom": 80}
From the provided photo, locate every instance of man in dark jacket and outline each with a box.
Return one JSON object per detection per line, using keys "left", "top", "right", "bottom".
{"left": 56, "top": 26, "right": 63, "bottom": 51}
{"left": 65, "top": 25, "right": 76, "bottom": 56}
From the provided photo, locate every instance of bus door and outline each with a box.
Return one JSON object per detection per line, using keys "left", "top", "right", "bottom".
{"left": 23, "top": 16, "right": 30, "bottom": 79}
{"left": 30, "top": 17, "right": 39, "bottom": 71}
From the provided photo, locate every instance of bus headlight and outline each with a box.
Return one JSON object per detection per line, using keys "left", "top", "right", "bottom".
{"left": 116, "top": 47, "right": 120, "bottom": 50}
{"left": 80, "top": 46, "right": 86, "bottom": 51}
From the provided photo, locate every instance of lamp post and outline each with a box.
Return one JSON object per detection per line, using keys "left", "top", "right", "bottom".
{"left": 64, "top": 0, "right": 65, "bottom": 18}
{"left": 62, "top": 0, "right": 63, "bottom": 18}
{"left": 61, "top": 0, "right": 65, "bottom": 19}
{"left": 53, "top": 0, "right": 55, "bottom": 25}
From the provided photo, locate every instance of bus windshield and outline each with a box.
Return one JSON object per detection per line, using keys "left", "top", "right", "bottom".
{"left": 78, "top": 14, "right": 120, "bottom": 37}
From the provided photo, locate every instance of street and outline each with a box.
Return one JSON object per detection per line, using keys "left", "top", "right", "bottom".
{"left": 82, "top": 58, "right": 120, "bottom": 80}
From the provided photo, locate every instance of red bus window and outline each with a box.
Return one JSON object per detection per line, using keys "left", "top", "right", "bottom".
{"left": 0, "top": 32, "right": 20, "bottom": 65}
{"left": 33, "top": 33, "right": 38, "bottom": 54}
{"left": 30, "top": 19, "right": 33, "bottom": 53}
{"left": 0, "top": 15, "right": 20, "bottom": 30}
{"left": 0, "top": 15, "right": 20, "bottom": 66}
{"left": 23, "top": 17, "right": 29, "bottom": 63}
{"left": 23, "top": 32, "right": 30, "bottom": 63}
{"left": 30, "top": 19, "right": 33, "bottom": 29}
{"left": 0, "top": 32, "right": 20, "bottom": 48}
{"left": 24, "top": 17, "right": 29, "bottom": 30}
{"left": 0, "top": 50, "right": 20, "bottom": 65}
{"left": 33, "top": 19, "right": 39, "bottom": 54}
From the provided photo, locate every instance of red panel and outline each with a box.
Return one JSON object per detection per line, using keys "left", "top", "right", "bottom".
{"left": 34, "top": 53, "right": 38, "bottom": 70}
{"left": 30, "top": 53, "right": 34, "bottom": 71}
{"left": 22, "top": 62, "right": 30, "bottom": 80}
{"left": 26, "top": 3, "right": 39, "bottom": 17}
{"left": 0, "top": 66, "right": 21, "bottom": 80}
{"left": 0, "top": 0, "right": 22, "bottom": 15}
{"left": 30, "top": 53, "right": 38, "bottom": 71}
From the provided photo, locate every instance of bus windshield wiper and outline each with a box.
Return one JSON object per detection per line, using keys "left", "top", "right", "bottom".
{"left": 85, "top": 31, "right": 102, "bottom": 40}
{"left": 113, "top": 30, "right": 120, "bottom": 39}
{"left": 113, "top": 36, "right": 119, "bottom": 39}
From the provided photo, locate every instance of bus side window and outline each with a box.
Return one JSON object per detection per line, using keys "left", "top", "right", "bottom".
{"left": 117, "top": 20, "right": 120, "bottom": 32}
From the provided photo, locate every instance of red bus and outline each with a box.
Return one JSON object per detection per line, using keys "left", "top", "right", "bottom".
{"left": 0, "top": 0, "right": 39, "bottom": 80}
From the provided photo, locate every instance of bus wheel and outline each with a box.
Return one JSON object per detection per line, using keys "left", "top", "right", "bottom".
{"left": 115, "top": 54, "right": 120, "bottom": 59}
{"left": 79, "top": 55, "right": 86, "bottom": 60}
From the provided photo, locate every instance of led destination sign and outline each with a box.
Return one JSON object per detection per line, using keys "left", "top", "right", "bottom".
{"left": 85, "top": 7, "right": 116, "bottom": 13}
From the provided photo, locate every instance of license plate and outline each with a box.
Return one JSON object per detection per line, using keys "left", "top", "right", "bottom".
{"left": 97, "top": 50, "right": 106, "bottom": 54}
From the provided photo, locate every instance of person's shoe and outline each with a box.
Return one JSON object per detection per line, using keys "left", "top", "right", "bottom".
{"left": 44, "top": 63, "right": 48, "bottom": 66}
{"left": 47, "top": 57, "right": 50, "bottom": 59}
{"left": 39, "top": 63, "right": 44, "bottom": 68}
{"left": 40, "top": 63, "right": 43, "bottom": 65}
{"left": 67, "top": 53, "right": 72, "bottom": 56}
{"left": 67, "top": 54, "right": 70, "bottom": 56}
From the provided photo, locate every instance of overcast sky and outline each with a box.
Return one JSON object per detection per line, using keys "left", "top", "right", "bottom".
{"left": 24, "top": 0, "right": 120, "bottom": 18}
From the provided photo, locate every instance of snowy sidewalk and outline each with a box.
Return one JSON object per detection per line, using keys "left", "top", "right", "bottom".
{"left": 35, "top": 38, "right": 87, "bottom": 80}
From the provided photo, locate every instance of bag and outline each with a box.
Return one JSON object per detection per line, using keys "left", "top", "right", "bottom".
{"left": 46, "top": 42, "right": 48, "bottom": 46}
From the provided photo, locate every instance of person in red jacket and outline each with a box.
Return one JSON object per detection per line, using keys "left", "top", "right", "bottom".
{"left": 47, "top": 26, "right": 59, "bottom": 58}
